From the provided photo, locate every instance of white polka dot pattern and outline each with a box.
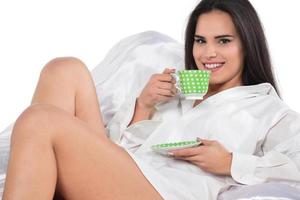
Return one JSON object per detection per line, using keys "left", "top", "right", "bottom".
{"left": 179, "top": 70, "right": 210, "bottom": 94}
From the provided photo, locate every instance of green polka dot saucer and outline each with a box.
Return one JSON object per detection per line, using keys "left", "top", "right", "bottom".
{"left": 151, "top": 140, "right": 201, "bottom": 155}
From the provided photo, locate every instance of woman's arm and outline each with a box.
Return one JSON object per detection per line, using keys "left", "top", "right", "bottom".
{"left": 230, "top": 111, "right": 300, "bottom": 185}
{"left": 106, "top": 68, "right": 176, "bottom": 142}
{"left": 171, "top": 111, "right": 300, "bottom": 185}
{"left": 128, "top": 98, "right": 156, "bottom": 125}
{"left": 128, "top": 68, "right": 176, "bottom": 125}
{"left": 171, "top": 138, "right": 233, "bottom": 176}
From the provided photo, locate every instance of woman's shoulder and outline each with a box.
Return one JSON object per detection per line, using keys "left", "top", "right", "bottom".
{"left": 223, "top": 83, "right": 290, "bottom": 119}
{"left": 241, "top": 83, "right": 288, "bottom": 108}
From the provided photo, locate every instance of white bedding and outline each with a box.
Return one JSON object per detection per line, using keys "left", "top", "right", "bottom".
{"left": 0, "top": 31, "right": 300, "bottom": 199}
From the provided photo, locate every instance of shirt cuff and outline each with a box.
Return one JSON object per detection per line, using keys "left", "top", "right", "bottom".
{"left": 231, "top": 152, "right": 258, "bottom": 185}
{"left": 106, "top": 97, "right": 137, "bottom": 143}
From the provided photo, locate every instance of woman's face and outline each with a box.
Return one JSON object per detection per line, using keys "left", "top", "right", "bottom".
{"left": 193, "top": 10, "right": 244, "bottom": 92}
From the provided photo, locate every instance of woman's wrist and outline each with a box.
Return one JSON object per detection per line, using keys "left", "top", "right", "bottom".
{"left": 128, "top": 98, "right": 156, "bottom": 126}
{"left": 136, "top": 98, "right": 156, "bottom": 112}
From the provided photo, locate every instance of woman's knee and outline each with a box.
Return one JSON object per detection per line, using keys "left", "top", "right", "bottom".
{"left": 11, "top": 104, "right": 62, "bottom": 143}
{"left": 40, "top": 57, "right": 90, "bottom": 82}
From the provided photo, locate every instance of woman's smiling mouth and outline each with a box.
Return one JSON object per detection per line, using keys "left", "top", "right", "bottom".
{"left": 203, "top": 62, "right": 225, "bottom": 71}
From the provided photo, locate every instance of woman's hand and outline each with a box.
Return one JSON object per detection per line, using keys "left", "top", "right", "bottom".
{"left": 137, "top": 68, "right": 177, "bottom": 110}
{"left": 170, "top": 139, "right": 233, "bottom": 176}
{"left": 128, "top": 68, "right": 177, "bottom": 125}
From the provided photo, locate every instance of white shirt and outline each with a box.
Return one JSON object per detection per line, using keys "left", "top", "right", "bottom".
{"left": 107, "top": 83, "right": 300, "bottom": 200}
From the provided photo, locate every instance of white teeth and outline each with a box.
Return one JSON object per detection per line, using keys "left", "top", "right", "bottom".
{"left": 204, "top": 63, "right": 223, "bottom": 69}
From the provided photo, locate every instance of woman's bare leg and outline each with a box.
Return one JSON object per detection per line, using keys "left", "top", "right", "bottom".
{"left": 3, "top": 104, "right": 162, "bottom": 200}
{"left": 28, "top": 57, "right": 107, "bottom": 199}
{"left": 4, "top": 58, "right": 160, "bottom": 199}
{"left": 30, "top": 57, "right": 105, "bottom": 135}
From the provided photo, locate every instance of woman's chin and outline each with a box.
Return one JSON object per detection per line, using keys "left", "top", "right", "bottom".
{"left": 208, "top": 79, "right": 225, "bottom": 88}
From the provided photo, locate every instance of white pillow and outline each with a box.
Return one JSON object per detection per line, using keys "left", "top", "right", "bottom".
{"left": 218, "top": 182, "right": 300, "bottom": 200}
{"left": 0, "top": 123, "right": 13, "bottom": 197}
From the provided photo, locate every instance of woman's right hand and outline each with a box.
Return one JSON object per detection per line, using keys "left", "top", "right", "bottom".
{"left": 137, "top": 68, "right": 177, "bottom": 110}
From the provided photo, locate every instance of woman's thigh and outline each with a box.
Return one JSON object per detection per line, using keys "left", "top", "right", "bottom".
{"left": 27, "top": 104, "right": 162, "bottom": 200}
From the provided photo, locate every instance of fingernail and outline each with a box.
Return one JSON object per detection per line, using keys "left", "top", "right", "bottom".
{"left": 168, "top": 152, "right": 174, "bottom": 156}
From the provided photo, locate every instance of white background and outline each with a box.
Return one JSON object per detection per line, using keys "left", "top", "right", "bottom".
{"left": 0, "top": 0, "right": 300, "bottom": 131}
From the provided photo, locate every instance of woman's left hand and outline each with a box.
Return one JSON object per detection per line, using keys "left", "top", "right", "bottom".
{"left": 170, "top": 138, "right": 232, "bottom": 176}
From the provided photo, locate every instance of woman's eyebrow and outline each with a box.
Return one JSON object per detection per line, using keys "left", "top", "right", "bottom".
{"left": 194, "top": 34, "right": 235, "bottom": 39}
{"left": 194, "top": 35, "right": 204, "bottom": 39}
{"left": 215, "top": 34, "right": 235, "bottom": 39}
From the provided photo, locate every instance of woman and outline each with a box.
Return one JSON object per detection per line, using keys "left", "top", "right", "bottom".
{"left": 3, "top": 0, "right": 300, "bottom": 199}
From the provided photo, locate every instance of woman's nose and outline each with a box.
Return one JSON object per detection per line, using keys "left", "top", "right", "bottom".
{"left": 203, "top": 45, "right": 217, "bottom": 59}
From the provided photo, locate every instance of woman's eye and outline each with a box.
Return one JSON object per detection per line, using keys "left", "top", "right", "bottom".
{"left": 219, "top": 39, "right": 231, "bottom": 44}
{"left": 194, "top": 38, "right": 206, "bottom": 44}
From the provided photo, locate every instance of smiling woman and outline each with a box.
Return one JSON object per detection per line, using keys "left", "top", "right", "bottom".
{"left": 192, "top": 10, "right": 245, "bottom": 95}
{"left": 2, "top": 0, "right": 300, "bottom": 200}
{"left": 185, "top": 0, "right": 279, "bottom": 98}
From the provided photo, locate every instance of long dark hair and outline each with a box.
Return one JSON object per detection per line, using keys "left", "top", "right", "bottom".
{"left": 185, "top": 0, "right": 280, "bottom": 95}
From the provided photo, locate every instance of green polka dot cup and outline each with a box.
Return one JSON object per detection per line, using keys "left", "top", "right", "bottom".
{"left": 171, "top": 70, "right": 210, "bottom": 100}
